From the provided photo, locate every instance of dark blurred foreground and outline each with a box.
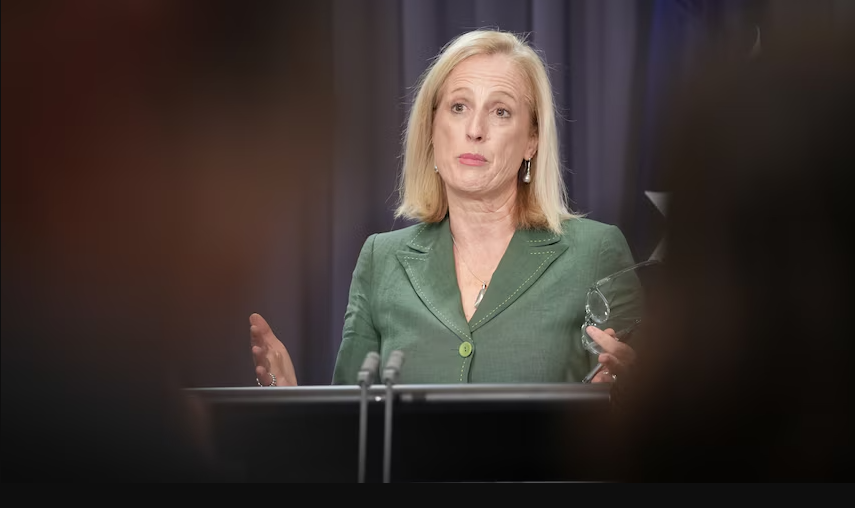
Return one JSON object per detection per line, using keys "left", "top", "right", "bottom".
{"left": 2, "top": 1, "right": 329, "bottom": 481}
{"left": 609, "top": 21, "right": 855, "bottom": 481}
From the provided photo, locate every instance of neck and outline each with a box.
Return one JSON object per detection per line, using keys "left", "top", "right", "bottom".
{"left": 446, "top": 184, "right": 517, "bottom": 244}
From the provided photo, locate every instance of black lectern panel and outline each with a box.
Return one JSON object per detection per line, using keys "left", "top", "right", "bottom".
{"left": 186, "top": 383, "right": 613, "bottom": 483}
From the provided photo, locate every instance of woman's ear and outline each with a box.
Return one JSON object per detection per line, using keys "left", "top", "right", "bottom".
{"left": 525, "top": 133, "right": 538, "bottom": 161}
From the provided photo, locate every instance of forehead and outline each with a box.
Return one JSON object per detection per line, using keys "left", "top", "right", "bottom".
{"left": 442, "top": 53, "right": 529, "bottom": 99}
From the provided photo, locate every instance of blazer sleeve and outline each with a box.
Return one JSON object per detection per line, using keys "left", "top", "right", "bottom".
{"left": 593, "top": 225, "right": 645, "bottom": 335}
{"left": 331, "top": 234, "right": 381, "bottom": 384}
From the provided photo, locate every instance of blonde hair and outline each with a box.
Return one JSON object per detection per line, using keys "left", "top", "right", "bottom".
{"left": 394, "top": 30, "right": 578, "bottom": 234}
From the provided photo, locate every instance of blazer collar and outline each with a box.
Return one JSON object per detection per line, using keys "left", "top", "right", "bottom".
{"left": 396, "top": 216, "right": 568, "bottom": 340}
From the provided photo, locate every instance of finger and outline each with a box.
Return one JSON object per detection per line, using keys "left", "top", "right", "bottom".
{"left": 252, "top": 345, "right": 270, "bottom": 370}
{"left": 251, "top": 325, "right": 279, "bottom": 352}
{"left": 250, "top": 320, "right": 277, "bottom": 349}
{"left": 598, "top": 353, "right": 627, "bottom": 377}
{"left": 587, "top": 326, "right": 636, "bottom": 361}
{"left": 603, "top": 328, "right": 617, "bottom": 338}
{"left": 249, "top": 313, "right": 272, "bottom": 335}
{"left": 255, "top": 365, "right": 274, "bottom": 386}
{"left": 250, "top": 325, "right": 265, "bottom": 347}
{"left": 587, "top": 326, "right": 618, "bottom": 350}
{"left": 591, "top": 369, "right": 615, "bottom": 383}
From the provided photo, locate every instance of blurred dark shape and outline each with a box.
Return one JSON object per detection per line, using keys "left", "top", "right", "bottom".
{"left": 2, "top": 1, "right": 331, "bottom": 481}
{"left": 609, "top": 20, "right": 855, "bottom": 481}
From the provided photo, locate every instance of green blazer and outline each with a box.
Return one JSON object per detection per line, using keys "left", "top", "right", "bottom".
{"left": 331, "top": 216, "right": 639, "bottom": 385}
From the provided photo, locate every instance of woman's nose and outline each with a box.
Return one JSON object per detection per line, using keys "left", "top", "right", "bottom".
{"left": 466, "top": 114, "right": 485, "bottom": 142}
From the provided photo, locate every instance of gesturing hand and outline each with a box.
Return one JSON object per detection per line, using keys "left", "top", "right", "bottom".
{"left": 249, "top": 313, "right": 297, "bottom": 387}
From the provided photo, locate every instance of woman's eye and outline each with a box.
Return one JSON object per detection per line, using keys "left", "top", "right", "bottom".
{"left": 452, "top": 103, "right": 465, "bottom": 113}
{"left": 496, "top": 108, "right": 510, "bottom": 118}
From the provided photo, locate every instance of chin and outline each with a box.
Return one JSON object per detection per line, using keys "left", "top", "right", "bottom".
{"left": 446, "top": 168, "right": 516, "bottom": 194}
{"left": 447, "top": 176, "right": 489, "bottom": 194}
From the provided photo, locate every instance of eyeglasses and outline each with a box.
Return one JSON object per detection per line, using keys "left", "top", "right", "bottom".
{"left": 581, "top": 259, "right": 660, "bottom": 356}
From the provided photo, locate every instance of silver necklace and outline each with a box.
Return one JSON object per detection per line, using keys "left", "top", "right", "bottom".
{"left": 451, "top": 233, "right": 488, "bottom": 309}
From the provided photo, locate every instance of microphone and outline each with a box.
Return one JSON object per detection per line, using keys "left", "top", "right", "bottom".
{"left": 357, "top": 351, "right": 380, "bottom": 483}
{"left": 382, "top": 350, "right": 404, "bottom": 385}
{"left": 357, "top": 351, "right": 381, "bottom": 387}
{"left": 381, "top": 350, "right": 405, "bottom": 483}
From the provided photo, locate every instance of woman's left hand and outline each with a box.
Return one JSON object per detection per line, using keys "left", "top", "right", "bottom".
{"left": 586, "top": 326, "right": 636, "bottom": 383}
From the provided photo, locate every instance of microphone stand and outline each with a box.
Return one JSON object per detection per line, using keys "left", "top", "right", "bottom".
{"left": 381, "top": 350, "right": 404, "bottom": 484}
{"left": 356, "top": 351, "right": 380, "bottom": 483}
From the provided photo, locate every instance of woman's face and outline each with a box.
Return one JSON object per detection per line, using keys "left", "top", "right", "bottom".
{"left": 432, "top": 53, "right": 538, "bottom": 201}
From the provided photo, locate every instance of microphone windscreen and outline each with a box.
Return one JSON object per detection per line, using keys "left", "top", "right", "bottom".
{"left": 384, "top": 350, "right": 405, "bottom": 375}
{"left": 360, "top": 351, "right": 381, "bottom": 373}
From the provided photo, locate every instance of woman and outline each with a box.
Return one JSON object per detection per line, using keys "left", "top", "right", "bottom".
{"left": 251, "top": 30, "right": 640, "bottom": 386}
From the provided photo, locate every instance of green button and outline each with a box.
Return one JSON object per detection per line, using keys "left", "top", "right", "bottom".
{"left": 459, "top": 341, "right": 473, "bottom": 358}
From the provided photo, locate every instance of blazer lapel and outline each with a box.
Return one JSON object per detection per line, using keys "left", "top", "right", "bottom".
{"left": 395, "top": 219, "right": 472, "bottom": 342}
{"left": 468, "top": 227, "right": 569, "bottom": 333}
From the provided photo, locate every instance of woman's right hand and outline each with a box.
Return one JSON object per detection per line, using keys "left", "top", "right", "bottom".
{"left": 250, "top": 313, "right": 298, "bottom": 386}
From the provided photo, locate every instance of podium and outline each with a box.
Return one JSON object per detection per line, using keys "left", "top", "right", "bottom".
{"left": 186, "top": 383, "right": 615, "bottom": 482}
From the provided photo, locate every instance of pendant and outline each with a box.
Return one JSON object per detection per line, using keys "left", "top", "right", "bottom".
{"left": 474, "top": 284, "right": 487, "bottom": 309}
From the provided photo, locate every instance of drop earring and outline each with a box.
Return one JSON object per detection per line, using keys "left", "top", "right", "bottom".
{"left": 523, "top": 159, "right": 531, "bottom": 183}
{"left": 434, "top": 164, "right": 438, "bottom": 173}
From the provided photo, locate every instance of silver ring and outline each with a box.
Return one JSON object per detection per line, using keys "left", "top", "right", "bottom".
{"left": 257, "top": 372, "right": 276, "bottom": 387}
